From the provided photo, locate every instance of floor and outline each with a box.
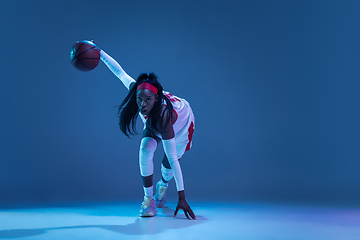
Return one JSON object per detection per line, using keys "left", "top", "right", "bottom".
{"left": 0, "top": 201, "right": 359, "bottom": 240}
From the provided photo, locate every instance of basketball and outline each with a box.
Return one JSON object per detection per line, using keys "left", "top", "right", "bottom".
{"left": 70, "top": 40, "right": 100, "bottom": 71}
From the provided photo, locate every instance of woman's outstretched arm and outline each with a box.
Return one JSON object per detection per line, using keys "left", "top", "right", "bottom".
{"left": 100, "top": 50, "right": 135, "bottom": 90}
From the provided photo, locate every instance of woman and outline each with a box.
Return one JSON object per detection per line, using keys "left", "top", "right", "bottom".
{"left": 100, "top": 49, "right": 196, "bottom": 220}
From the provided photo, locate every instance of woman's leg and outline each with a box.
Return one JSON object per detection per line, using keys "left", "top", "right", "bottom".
{"left": 153, "top": 154, "right": 181, "bottom": 207}
{"left": 139, "top": 128, "right": 160, "bottom": 197}
{"left": 139, "top": 128, "right": 161, "bottom": 217}
{"left": 160, "top": 154, "right": 174, "bottom": 184}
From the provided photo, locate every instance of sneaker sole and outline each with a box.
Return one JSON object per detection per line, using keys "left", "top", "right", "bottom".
{"left": 139, "top": 208, "right": 158, "bottom": 217}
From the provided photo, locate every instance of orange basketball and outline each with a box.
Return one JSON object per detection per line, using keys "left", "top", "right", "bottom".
{"left": 70, "top": 40, "right": 100, "bottom": 71}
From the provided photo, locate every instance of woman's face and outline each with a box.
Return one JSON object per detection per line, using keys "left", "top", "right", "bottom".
{"left": 136, "top": 89, "right": 157, "bottom": 115}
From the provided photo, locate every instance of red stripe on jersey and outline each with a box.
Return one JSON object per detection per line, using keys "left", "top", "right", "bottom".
{"left": 165, "top": 92, "right": 181, "bottom": 102}
{"left": 185, "top": 121, "right": 194, "bottom": 152}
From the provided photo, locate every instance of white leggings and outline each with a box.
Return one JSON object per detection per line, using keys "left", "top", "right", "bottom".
{"left": 139, "top": 137, "right": 157, "bottom": 177}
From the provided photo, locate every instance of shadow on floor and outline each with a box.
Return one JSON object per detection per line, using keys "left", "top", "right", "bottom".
{"left": 0, "top": 206, "right": 207, "bottom": 238}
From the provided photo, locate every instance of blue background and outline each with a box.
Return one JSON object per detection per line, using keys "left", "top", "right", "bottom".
{"left": 1, "top": 0, "right": 359, "bottom": 205}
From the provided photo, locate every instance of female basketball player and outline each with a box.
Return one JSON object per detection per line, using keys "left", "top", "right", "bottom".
{"left": 100, "top": 49, "right": 196, "bottom": 220}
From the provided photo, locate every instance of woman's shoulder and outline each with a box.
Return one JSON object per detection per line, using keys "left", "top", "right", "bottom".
{"left": 159, "top": 104, "right": 177, "bottom": 125}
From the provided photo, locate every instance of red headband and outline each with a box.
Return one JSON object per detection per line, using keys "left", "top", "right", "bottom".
{"left": 137, "top": 82, "right": 158, "bottom": 95}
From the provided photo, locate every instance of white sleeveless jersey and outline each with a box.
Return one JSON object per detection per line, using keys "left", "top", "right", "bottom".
{"left": 140, "top": 91, "right": 195, "bottom": 158}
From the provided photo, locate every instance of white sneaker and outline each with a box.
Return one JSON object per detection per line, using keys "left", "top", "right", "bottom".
{"left": 139, "top": 196, "right": 158, "bottom": 217}
{"left": 153, "top": 181, "right": 168, "bottom": 208}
